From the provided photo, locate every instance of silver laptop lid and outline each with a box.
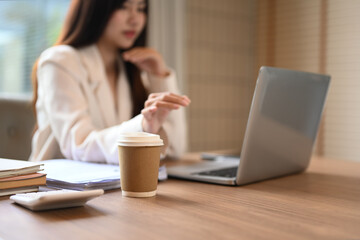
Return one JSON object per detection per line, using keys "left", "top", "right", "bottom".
{"left": 236, "top": 66, "right": 330, "bottom": 185}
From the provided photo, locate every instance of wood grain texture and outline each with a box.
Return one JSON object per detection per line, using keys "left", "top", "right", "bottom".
{"left": 0, "top": 155, "right": 359, "bottom": 240}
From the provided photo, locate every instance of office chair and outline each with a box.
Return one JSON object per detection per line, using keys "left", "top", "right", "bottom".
{"left": 0, "top": 94, "right": 35, "bottom": 160}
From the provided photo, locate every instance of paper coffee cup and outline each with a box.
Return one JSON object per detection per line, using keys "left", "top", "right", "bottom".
{"left": 117, "top": 132, "right": 164, "bottom": 198}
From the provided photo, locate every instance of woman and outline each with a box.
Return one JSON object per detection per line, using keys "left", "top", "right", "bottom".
{"left": 30, "top": 0, "right": 190, "bottom": 164}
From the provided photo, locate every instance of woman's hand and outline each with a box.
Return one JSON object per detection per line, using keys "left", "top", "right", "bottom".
{"left": 141, "top": 92, "right": 190, "bottom": 134}
{"left": 122, "top": 47, "right": 170, "bottom": 77}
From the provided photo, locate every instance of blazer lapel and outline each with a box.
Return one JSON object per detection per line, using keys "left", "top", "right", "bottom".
{"left": 78, "top": 45, "right": 117, "bottom": 128}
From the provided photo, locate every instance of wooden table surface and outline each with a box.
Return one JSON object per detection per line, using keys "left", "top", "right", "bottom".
{"left": 0, "top": 154, "right": 359, "bottom": 240}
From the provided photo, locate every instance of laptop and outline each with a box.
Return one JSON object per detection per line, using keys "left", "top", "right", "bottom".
{"left": 167, "top": 66, "right": 331, "bottom": 185}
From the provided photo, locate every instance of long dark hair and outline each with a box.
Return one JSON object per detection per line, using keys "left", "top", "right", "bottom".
{"left": 31, "top": 0, "right": 148, "bottom": 123}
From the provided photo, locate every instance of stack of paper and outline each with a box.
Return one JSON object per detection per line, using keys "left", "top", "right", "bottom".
{"left": 0, "top": 159, "right": 46, "bottom": 196}
{"left": 42, "top": 159, "right": 167, "bottom": 191}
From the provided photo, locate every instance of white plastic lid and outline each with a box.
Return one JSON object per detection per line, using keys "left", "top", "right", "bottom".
{"left": 117, "top": 132, "right": 164, "bottom": 147}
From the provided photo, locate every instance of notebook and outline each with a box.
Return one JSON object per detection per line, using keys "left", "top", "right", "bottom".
{"left": 0, "top": 173, "right": 46, "bottom": 189}
{"left": 0, "top": 159, "right": 45, "bottom": 196}
{"left": 0, "top": 158, "right": 43, "bottom": 178}
{"left": 167, "top": 66, "right": 331, "bottom": 185}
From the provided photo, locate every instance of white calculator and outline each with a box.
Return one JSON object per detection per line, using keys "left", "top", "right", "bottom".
{"left": 10, "top": 189, "right": 104, "bottom": 211}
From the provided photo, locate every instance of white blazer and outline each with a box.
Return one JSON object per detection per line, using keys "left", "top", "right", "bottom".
{"left": 30, "top": 44, "right": 187, "bottom": 164}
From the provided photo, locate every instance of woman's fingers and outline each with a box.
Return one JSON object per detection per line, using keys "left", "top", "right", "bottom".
{"left": 123, "top": 47, "right": 171, "bottom": 77}
{"left": 122, "top": 47, "right": 145, "bottom": 57}
{"left": 123, "top": 47, "right": 156, "bottom": 63}
{"left": 145, "top": 97, "right": 185, "bottom": 109}
{"left": 122, "top": 48, "right": 141, "bottom": 60}
{"left": 141, "top": 92, "right": 191, "bottom": 134}
{"left": 154, "top": 101, "right": 181, "bottom": 110}
{"left": 142, "top": 100, "right": 180, "bottom": 117}
{"left": 145, "top": 96, "right": 187, "bottom": 108}
{"left": 145, "top": 93, "right": 190, "bottom": 108}
{"left": 181, "top": 95, "right": 191, "bottom": 104}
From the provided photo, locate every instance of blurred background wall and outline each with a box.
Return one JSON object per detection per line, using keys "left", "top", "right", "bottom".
{"left": 185, "top": 0, "right": 256, "bottom": 152}
{"left": 183, "top": 0, "right": 360, "bottom": 161}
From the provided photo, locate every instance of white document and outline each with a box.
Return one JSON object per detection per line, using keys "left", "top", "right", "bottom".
{"left": 42, "top": 159, "right": 167, "bottom": 191}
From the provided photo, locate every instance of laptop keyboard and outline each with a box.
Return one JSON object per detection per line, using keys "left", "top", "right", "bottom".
{"left": 195, "top": 167, "right": 238, "bottom": 178}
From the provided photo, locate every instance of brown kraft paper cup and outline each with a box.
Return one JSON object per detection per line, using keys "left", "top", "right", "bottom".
{"left": 117, "top": 133, "right": 163, "bottom": 198}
